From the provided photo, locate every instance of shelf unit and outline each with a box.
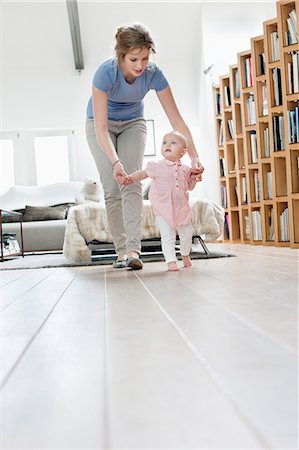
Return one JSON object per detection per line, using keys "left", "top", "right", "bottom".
{"left": 214, "top": 0, "right": 299, "bottom": 248}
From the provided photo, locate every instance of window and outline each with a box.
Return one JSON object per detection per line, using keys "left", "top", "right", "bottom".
{"left": 34, "top": 135, "right": 70, "bottom": 185}
{"left": 145, "top": 120, "right": 156, "bottom": 156}
{"left": 0, "top": 138, "right": 15, "bottom": 193}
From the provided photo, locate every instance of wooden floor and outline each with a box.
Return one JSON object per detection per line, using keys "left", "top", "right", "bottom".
{"left": 1, "top": 243, "right": 298, "bottom": 449}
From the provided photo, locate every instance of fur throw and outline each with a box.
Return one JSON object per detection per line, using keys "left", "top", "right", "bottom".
{"left": 63, "top": 199, "right": 224, "bottom": 261}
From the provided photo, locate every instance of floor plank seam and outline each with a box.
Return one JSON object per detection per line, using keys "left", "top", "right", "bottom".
{"left": 176, "top": 278, "right": 296, "bottom": 356}
{"left": 0, "top": 269, "right": 34, "bottom": 288}
{"left": 0, "top": 268, "right": 60, "bottom": 312}
{"left": 0, "top": 268, "right": 82, "bottom": 390}
{"left": 133, "top": 271, "right": 272, "bottom": 450}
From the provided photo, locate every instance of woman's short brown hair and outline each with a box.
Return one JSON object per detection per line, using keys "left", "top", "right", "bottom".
{"left": 114, "top": 24, "right": 156, "bottom": 63}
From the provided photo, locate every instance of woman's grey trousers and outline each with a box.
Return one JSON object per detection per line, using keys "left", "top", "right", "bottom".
{"left": 86, "top": 117, "right": 147, "bottom": 256}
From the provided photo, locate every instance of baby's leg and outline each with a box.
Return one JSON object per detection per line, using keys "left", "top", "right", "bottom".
{"left": 178, "top": 223, "right": 193, "bottom": 267}
{"left": 155, "top": 216, "right": 179, "bottom": 271}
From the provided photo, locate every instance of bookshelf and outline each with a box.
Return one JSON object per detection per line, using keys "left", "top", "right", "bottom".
{"left": 214, "top": 0, "right": 299, "bottom": 248}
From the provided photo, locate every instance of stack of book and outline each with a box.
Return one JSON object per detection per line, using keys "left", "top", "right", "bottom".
{"left": 285, "top": 8, "right": 298, "bottom": 45}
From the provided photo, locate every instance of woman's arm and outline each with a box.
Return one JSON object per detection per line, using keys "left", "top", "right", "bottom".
{"left": 92, "top": 86, "right": 127, "bottom": 182}
{"left": 156, "top": 87, "right": 204, "bottom": 175}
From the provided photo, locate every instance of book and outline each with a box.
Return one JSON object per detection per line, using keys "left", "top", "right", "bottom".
{"left": 250, "top": 131, "right": 258, "bottom": 163}
{"left": 267, "top": 171, "right": 272, "bottom": 199}
{"left": 271, "top": 31, "right": 280, "bottom": 62}
{"left": 241, "top": 176, "right": 247, "bottom": 204}
{"left": 264, "top": 127, "right": 270, "bottom": 157}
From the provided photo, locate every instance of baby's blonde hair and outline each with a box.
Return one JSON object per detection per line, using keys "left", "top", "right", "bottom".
{"left": 165, "top": 130, "right": 187, "bottom": 148}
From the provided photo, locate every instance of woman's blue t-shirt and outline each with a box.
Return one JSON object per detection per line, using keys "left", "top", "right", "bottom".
{"left": 86, "top": 57, "right": 169, "bottom": 121}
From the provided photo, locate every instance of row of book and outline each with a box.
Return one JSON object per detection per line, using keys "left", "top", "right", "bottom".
{"left": 272, "top": 67, "right": 282, "bottom": 106}
{"left": 246, "top": 94, "right": 256, "bottom": 125}
{"left": 287, "top": 106, "right": 299, "bottom": 144}
{"left": 285, "top": 8, "right": 298, "bottom": 46}
{"left": 287, "top": 51, "right": 299, "bottom": 94}
{"left": 234, "top": 207, "right": 288, "bottom": 242}
{"left": 273, "top": 115, "right": 285, "bottom": 151}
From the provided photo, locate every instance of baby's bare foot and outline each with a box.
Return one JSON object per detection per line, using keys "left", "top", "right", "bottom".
{"left": 167, "top": 261, "right": 179, "bottom": 272}
{"left": 182, "top": 256, "right": 192, "bottom": 267}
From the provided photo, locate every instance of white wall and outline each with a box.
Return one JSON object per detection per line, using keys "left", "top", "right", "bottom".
{"left": 2, "top": 1, "right": 277, "bottom": 201}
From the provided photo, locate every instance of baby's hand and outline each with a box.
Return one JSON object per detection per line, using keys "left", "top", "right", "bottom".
{"left": 123, "top": 176, "right": 133, "bottom": 185}
{"left": 190, "top": 169, "right": 203, "bottom": 182}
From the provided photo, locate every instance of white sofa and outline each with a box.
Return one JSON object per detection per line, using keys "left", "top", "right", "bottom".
{"left": 0, "top": 182, "right": 83, "bottom": 252}
{"left": 1, "top": 182, "right": 225, "bottom": 255}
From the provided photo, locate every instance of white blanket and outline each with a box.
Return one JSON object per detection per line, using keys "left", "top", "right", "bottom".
{"left": 63, "top": 199, "right": 224, "bottom": 261}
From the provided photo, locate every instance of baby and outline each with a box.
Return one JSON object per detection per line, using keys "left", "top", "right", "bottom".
{"left": 124, "top": 131, "right": 201, "bottom": 271}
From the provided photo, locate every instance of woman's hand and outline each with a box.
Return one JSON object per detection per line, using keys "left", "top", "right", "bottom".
{"left": 113, "top": 160, "right": 128, "bottom": 184}
{"left": 190, "top": 156, "right": 205, "bottom": 181}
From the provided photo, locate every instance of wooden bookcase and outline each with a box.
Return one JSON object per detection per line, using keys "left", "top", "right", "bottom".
{"left": 214, "top": 0, "right": 299, "bottom": 248}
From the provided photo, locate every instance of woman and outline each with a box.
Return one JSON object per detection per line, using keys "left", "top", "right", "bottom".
{"left": 86, "top": 23, "right": 204, "bottom": 270}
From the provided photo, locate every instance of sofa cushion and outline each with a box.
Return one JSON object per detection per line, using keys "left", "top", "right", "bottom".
{"left": 1, "top": 209, "right": 25, "bottom": 223}
{"left": 22, "top": 205, "right": 69, "bottom": 222}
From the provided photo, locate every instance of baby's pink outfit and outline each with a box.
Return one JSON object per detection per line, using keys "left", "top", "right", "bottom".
{"left": 145, "top": 159, "right": 192, "bottom": 228}
{"left": 145, "top": 159, "right": 193, "bottom": 263}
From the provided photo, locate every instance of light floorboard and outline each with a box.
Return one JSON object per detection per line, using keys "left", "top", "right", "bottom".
{"left": 1, "top": 243, "right": 298, "bottom": 449}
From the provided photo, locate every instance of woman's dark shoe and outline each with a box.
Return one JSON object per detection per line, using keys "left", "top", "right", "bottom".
{"left": 126, "top": 257, "right": 143, "bottom": 270}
